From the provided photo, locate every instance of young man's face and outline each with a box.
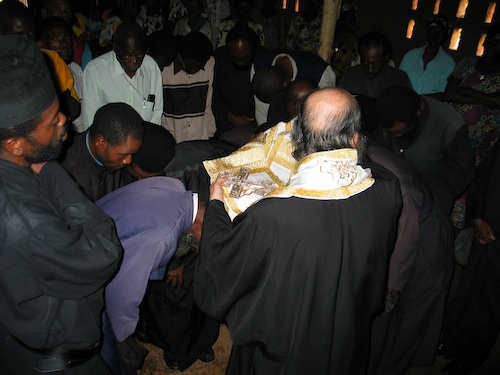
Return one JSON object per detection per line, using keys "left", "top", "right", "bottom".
{"left": 95, "top": 135, "right": 143, "bottom": 171}
{"left": 22, "top": 98, "right": 68, "bottom": 163}
{"left": 42, "top": 25, "right": 72, "bottom": 63}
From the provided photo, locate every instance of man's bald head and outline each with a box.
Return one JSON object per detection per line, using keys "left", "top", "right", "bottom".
{"left": 292, "top": 87, "right": 361, "bottom": 160}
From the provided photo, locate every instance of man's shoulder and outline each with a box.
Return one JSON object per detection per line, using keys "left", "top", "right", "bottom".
{"left": 382, "top": 64, "right": 410, "bottom": 77}
{"left": 97, "top": 177, "right": 191, "bottom": 213}
{"left": 424, "top": 96, "right": 464, "bottom": 129}
{"left": 339, "top": 65, "right": 363, "bottom": 86}
{"left": 142, "top": 54, "right": 160, "bottom": 70}
{"left": 341, "top": 64, "right": 363, "bottom": 76}
{"left": 60, "top": 134, "right": 91, "bottom": 168}
{"left": 85, "top": 51, "right": 113, "bottom": 72}
{"left": 205, "top": 55, "right": 216, "bottom": 69}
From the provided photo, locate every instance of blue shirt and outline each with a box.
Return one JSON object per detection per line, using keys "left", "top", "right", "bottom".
{"left": 399, "top": 45, "right": 456, "bottom": 95}
{"left": 97, "top": 177, "right": 194, "bottom": 341}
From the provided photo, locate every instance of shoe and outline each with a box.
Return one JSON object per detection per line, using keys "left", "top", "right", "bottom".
{"left": 163, "top": 351, "right": 180, "bottom": 371}
{"left": 441, "top": 359, "right": 476, "bottom": 375}
{"left": 198, "top": 347, "right": 215, "bottom": 363}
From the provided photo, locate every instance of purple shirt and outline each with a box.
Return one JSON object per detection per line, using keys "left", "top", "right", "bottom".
{"left": 97, "top": 177, "right": 194, "bottom": 341}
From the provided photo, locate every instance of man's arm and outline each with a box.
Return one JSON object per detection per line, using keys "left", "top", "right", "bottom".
{"left": 150, "top": 61, "right": 164, "bottom": 125}
{"left": 468, "top": 141, "right": 499, "bottom": 243}
{"left": 194, "top": 177, "right": 268, "bottom": 320}
{"left": 82, "top": 63, "right": 101, "bottom": 130}
{"left": 318, "top": 65, "right": 337, "bottom": 88}
{"left": 433, "top": 124, "right": 475, "bottom": 211}
{"left": 444, "top": 76, "right": 500, "bottom": 108}
{"left": 30, "top": 161, "right": 122, "bottom": 298}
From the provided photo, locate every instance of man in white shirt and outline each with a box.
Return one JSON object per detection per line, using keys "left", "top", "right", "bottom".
{"left": 82, "top": 22, "right": 163, "bottom": 130}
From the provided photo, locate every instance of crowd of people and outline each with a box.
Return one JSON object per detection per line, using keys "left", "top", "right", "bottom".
{"left": 1, "top": 1, "right": 500, "bottom": 375}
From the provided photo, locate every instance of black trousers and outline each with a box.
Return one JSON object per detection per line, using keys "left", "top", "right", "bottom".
{"left": 143, "top": 250, "right": 220, "bottom": 371}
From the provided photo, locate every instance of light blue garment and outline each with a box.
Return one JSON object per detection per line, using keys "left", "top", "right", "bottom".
{"left": 97, "top": 177, "right": 194, "bottom": 342}
{"left": 399, "top": 45, "right": 455, "bottom": 95}
{"left": 81, "top": 42, "right": 92, "bottom": 70}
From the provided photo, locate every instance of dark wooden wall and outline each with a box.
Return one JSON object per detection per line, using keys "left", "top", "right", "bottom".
{"left": 356, "top": 0, "right": 498, "bottom": 66}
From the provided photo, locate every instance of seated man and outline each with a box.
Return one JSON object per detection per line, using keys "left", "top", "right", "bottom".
{"left": 252, "top": 47, "right": 337, "bottom": 126}
{"left": 82, "top": 22, "right": 163, "bottom": 130}
{"left": 161, "top": 31, "right": 216, "bottom": 143}
{"left": 212, "top": 25, "right": 261, "bottom": 145}
{"left": 35, "top": 15, "right": 85, "bottom": 131}
{"left": 340, "top": 31, "right": 412, "bottom": 98}
{"left": 60, "top": 102, "right": 144, "bottom": 201}
{"left": 264, "top": 77, "right": 318, "bottom": 131}
{"left": 41, "top": 0, "right": 93, "bottom": 69}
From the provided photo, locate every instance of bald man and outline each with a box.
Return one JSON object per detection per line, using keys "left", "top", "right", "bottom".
{"left": 194, "top": 88, "right": 402, "bottom": 375}
{"left": 82, "top": 22, "right": 163, "bottom": 130}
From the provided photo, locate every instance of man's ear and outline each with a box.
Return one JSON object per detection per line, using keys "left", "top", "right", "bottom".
{"left": 350, "top": 131, "right": 360, "bottom": 148}
{"left": 1, "top": 138, "right": 25, "bottom": 157}
{"left": 93, "top": 135, "right": 107, "bottom": 150}
{"left": 36, "top": 40, "right": 45, "bottom": 49}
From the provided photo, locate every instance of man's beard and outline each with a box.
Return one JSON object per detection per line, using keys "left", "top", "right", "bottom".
{"left": 24, "top": 130, "right": 66, "bottom": 164}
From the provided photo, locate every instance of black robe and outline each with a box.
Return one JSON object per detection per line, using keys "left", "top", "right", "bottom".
{"left": 0, "top": 160, "right": 122, "bottom": 374}
{"left": 59, "top": 132, "right": 126, "bottom": 201}
{"left": 442, "top": 140, "right": 500, "bottom": 368}
{"left": 194, "top": 165, "right": 401, "bottom": 375}
{"left": 366, "top": 146, "right": 455, "bottom": 374}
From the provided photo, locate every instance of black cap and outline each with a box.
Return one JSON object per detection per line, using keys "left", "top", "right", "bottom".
{"left": 0, "top": 35, "right": 56, "bottom": 128}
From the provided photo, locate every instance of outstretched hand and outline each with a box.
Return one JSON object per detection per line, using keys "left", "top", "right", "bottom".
{"left": 209, "top": 176, "right": 228, "bottom": 202}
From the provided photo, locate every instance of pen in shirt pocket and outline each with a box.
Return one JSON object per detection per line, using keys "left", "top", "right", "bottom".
{"left": 147, "top": 94, "right": 155, "bottom": 110}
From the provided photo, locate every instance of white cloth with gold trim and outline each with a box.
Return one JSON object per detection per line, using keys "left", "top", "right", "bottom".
{"left": 204, "top": 120, "right": 374, "bottom": 219}
{"left": 264, "top": 149, "right": 374, "bottom": 200}
{"left": 203, "top": 121, "right": 296, "bottom": 219}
